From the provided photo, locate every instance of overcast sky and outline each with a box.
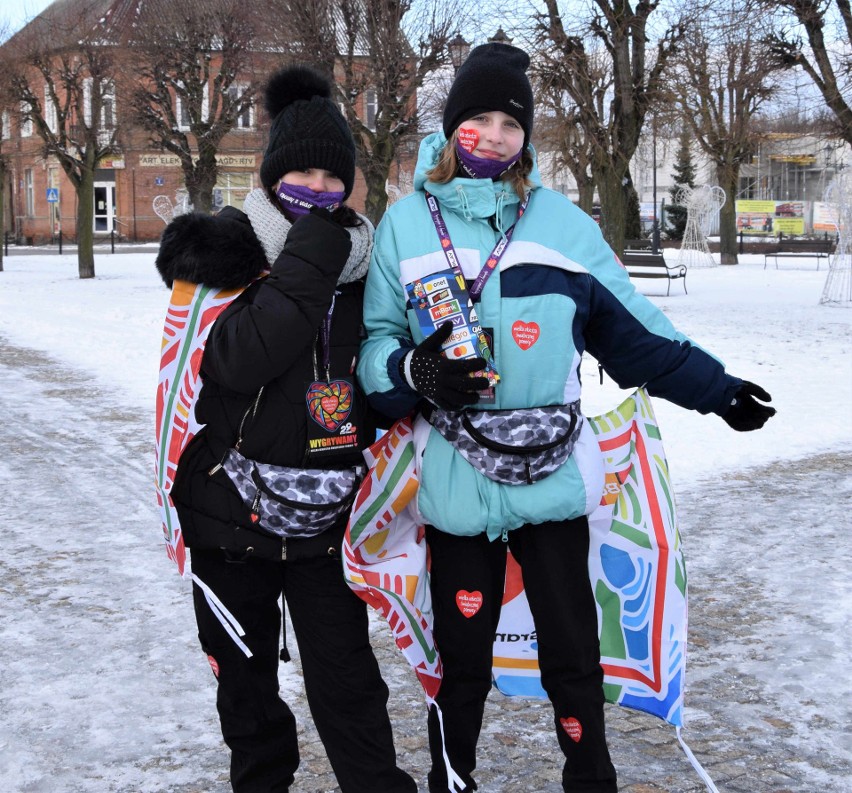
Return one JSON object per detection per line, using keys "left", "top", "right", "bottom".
{"left": 2, "top": 0, "right": 55, "bottom": 36}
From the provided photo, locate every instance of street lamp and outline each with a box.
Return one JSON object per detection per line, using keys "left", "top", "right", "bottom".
{"left": 488, "top": 28, "right": 513, "bottom": 45}
{"left": 448, "top": 34, "right": 470, "bottom": 73}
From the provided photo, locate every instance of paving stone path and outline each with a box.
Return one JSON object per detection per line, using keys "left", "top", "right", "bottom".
{"left": 1, "top": 336, "right": 849, "bottom": 792}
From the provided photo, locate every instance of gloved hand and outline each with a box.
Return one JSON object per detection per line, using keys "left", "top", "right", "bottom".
{"left": 400, "top": 321, "right": 489, "bottom": 410}
{"left": 276, "top": 208, "right": 352, "bottom": 280}
{"left": 722, "top": 380, "right": 776, "bottom": 432}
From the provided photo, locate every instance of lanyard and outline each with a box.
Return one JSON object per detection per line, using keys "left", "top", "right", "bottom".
{"left": 425, "top": 191, "right": 529, "bottom": 301}
{"left": 312, "top": 293, "right": 337, "bottom": 380}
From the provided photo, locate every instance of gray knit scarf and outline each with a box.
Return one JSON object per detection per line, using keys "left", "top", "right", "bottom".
{"left": 242, "top": 188, "right": 373, "bottom": 284}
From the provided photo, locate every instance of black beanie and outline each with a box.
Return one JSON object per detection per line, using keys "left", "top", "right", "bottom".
{"left": 259, "top": 65, "right": 356, "bottom": 198}
{"left": 442, "top": 43, "right": 534, "bottom": 148}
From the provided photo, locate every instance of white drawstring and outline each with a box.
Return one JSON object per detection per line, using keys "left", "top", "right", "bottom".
{"left": 192, "top": 573, "right": 253, "bottom": 658}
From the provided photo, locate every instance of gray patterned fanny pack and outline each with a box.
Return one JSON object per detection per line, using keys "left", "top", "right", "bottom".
{"left": 221, "top": 447, "right": 365, "bottom": 538}
{"left": 428, "top": 402, "right": 582, "bottom": 485}
{"left": 215, "top": 386, "right": 364, "bottom": 538}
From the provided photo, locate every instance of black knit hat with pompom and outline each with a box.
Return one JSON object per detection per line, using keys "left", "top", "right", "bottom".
{"left": 259, "top": 65, "right": 356, "bottom": 198}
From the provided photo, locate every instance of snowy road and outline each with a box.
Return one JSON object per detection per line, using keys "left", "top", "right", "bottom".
{"left": 1, "top": 333, "right": 850, "bottom": 793}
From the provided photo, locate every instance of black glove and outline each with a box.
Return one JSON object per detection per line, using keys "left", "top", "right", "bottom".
{"left": 401, "top": 321, "right": 489, "bottom": 409}
{"left": 722, "top": 380, "right": 776, "bottom": 432}
{"left": 275, "top": 209, "right": 352, "bottom": 280}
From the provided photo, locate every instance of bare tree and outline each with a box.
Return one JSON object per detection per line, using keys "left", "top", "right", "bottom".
{"left": 532, "top": 0, "right": 683, "bottom": 254}
{"left": 761, "top": 0, "right": 852, "bottom": 146}
{"left": 533, "top": 51, "right": 608, "bottom": 216}
{"left": 122, "top": 0, "right": 262, "bottom": 213}
{"left": 277, "top": 0, "right": 471, "bottom": 223}
{"left": 673, "top": 0, "right": 781, "bottom": 263}
{"left": 2, "top": 0, "right": 122, "bottom": 278}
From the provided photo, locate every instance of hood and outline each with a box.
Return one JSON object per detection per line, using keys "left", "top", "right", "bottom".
{"left": 413, "top": 131, "right": 543, "bottom": 226}
{"left": 154, "top": 207, "right": 268, "bottom": 289}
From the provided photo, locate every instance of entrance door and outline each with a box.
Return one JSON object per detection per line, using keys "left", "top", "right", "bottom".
{"left": 93, "top": 184, "right": 116, "bottom": 232}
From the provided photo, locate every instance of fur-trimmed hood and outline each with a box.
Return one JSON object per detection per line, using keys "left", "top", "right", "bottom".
{"left": 155, "top": 206, "right": 268, "bottom": 289}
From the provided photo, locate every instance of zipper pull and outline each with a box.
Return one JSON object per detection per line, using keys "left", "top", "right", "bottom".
{"left": 250, "top": 490, "right": 262, "bottom": 524}
{"left": 598, "top": 363, "right": 604, "bottom": 385}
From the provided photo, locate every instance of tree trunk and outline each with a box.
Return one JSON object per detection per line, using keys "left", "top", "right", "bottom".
{"left": 716, "top": 162, "right": 740, "bottom": 265}
{"left": 184, "top": 149, "right": 218, "bottom": 215}
{"left": 76, "top": 166, "right": 96, "bottom": 279}
{"left": 595, "top": 165, "right": 628, "bottom": 256}
{"left": 0, "top": 160, "right": 5, "bottom": 273}
{"left": 577, "top": 179, "right": 595, "bottom": 217}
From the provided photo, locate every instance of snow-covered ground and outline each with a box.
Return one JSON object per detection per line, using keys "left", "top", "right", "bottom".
{"left": 0, "top": 250, "right": 850, "bottom": 792}
{"left": 1, "top": 250, "right": 849, "bottom": 486}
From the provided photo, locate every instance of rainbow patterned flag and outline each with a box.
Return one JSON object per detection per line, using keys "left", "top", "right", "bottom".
{"left": 343, "top": 418, "right": 442, "bottom": 700}
{"left": 343, "top": 389, "right": 687, "bottom": 726}
{"left": 154, "top": 280, "right": 245, "bottom": 576}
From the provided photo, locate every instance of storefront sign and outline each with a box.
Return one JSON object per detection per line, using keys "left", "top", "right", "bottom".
{"left": 139, "top": 153, "right": 182, "bottom": 167}
{"left": 216, "top": 154, "right": 256, "bottom": 168}
{"left": 98, "top": 157, "right": 126, "bottom": 169}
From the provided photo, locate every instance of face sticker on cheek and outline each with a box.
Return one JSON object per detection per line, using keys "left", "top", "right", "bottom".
{"left": 457, "top": 127, "right": 479, "bottom": 153}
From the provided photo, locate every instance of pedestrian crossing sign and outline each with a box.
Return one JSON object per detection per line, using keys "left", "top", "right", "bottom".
{"left": 46, "top": 188, "right": 59, "bottom": 203}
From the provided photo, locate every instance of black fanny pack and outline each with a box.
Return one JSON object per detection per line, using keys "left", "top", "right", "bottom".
{"left": 427, "top": 402, "right": 582, "bottom": 485}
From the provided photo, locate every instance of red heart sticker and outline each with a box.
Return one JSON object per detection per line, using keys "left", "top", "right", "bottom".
{"left": 512, "top": 321, "right": 540, "bottom": 350}
{"left": 457, "top": 127, "right": 480, "bottom": 153}
{"left": 321, "top": 395, "right": 339, "bottom": 414}
{"left": 456, "top": 590, "right": 483, "bottom": 618}
{"left": 560, "top": 717, "right": 582, "bottom": 742}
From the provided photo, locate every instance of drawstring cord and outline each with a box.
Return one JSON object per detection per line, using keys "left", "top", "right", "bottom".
{"left": 455, "top": 184, "right": 473, "bottom": 220}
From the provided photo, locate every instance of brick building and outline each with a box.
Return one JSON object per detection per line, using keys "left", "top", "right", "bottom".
{"left": 0, "top": 0, "right": 413, "bottom": 245}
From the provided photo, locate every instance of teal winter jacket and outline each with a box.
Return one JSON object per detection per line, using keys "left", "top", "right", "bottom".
{"left": 357, "top": 132, "right": 740, "bottom": 540}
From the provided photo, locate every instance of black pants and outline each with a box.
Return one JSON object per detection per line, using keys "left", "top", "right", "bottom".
{"left": 190, "top": 547, "right": 416, "bottom": 793}
{"left": 425, "top": 519, "right": 618, "bottom": 793}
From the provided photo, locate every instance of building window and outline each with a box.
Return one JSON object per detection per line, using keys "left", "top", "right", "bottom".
{"left": 1, "top": 110, "right": 10, "bottom": 140}
{"left": 20, "top": 102, "right": 33, "bottom": 137}
{"left": 738, "top": 176, "right": 757, "bottom": 200}
{"left": 83, "top": 78, "right": 117, "bottom": 135}
{"left": 214, "top": 172, "right": 253, "bottom": 210}
{"left": 25, "top": 169, "right": 35, "bottom": 216}
{"left": 176, "top": 82, "right": 209, "bottom": 131}
{"left": 44, "top": 85, "right": 58, "bottom": 133}
{"left": 365, "top": 88, "right": 378, "bottom": 131}
{"left": 227, "top": 83, "right": 254, "bottom": 130}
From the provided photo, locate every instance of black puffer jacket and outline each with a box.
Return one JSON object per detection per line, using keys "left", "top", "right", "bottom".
{"left": 155, "top": 206, "right": 381, "bottom": 558}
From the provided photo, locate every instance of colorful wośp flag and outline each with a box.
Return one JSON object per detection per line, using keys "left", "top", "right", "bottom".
{"left": 154, "top": 280, "right": 245, "bottom": 576}
{"left": 343, "top": 389, "right": 687, "bottom": 725}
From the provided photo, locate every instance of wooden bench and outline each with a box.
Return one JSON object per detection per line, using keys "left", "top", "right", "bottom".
{"left": 625, "top": 238, "right": 652, "bottom": 250}
{"left": 622, "top": 251, "right": 687, "bottom": 296}
{"left": 764, "top": 238, "right": 835, "bottom": 270}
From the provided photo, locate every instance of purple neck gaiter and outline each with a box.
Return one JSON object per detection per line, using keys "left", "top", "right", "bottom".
{"left": 455, "top": 140, "right": 522, "bottom": 180}
{"left": 275, "top": 181, "right": 345, "bottom": 216}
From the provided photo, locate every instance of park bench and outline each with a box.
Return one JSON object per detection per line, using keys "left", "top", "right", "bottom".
{"left": 625, "top": 238, "right": 652, "bottom": 250}
{"left": 763, "top": 237, "right": 835, "bottom": 270}
{"left": 622, "top": 251, "right": 687, "bottom": 296}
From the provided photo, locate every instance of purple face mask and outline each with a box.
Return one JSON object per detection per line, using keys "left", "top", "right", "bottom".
{"left": 275, "top": 181, "right": 345, "bottom": 216}
{"left": 455, "top": 139, "right": 523, "bottom": 180}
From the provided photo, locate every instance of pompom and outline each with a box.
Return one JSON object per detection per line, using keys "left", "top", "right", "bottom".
{"left": 264, "top": 65, "right": 332, "bottom": 119}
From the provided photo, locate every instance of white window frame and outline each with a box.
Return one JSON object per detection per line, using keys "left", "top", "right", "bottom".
{"left": 176, "top": 82, "right": 209, "bottom": 131}
{"left": 1, "top": 110, "right": 10, "bottom": 140}
{"left": 365, "top": 88, "right": 378, "bottom": 132}
{"left": 20, "top": 102, "right": 33, "bottom": 137}
{"left": 44, "top": 85, "right": 58, "bottom": 133}
{"left": 25, "top": 169, "right": 35, "bottom": 216}
{"left": 83, "top": 78, "right": 116, "bottom": 132}
{"left": 227, "top": 82, "right": 254, "bottom": 130}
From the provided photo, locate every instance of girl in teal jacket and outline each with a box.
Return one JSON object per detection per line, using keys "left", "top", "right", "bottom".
{"left": 358, "top": 42, "right": 774, "bottom": 792}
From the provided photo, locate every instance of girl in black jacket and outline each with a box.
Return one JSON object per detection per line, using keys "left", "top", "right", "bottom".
{"left": 155, "top": 66, "right": 415, "bottom": 793}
